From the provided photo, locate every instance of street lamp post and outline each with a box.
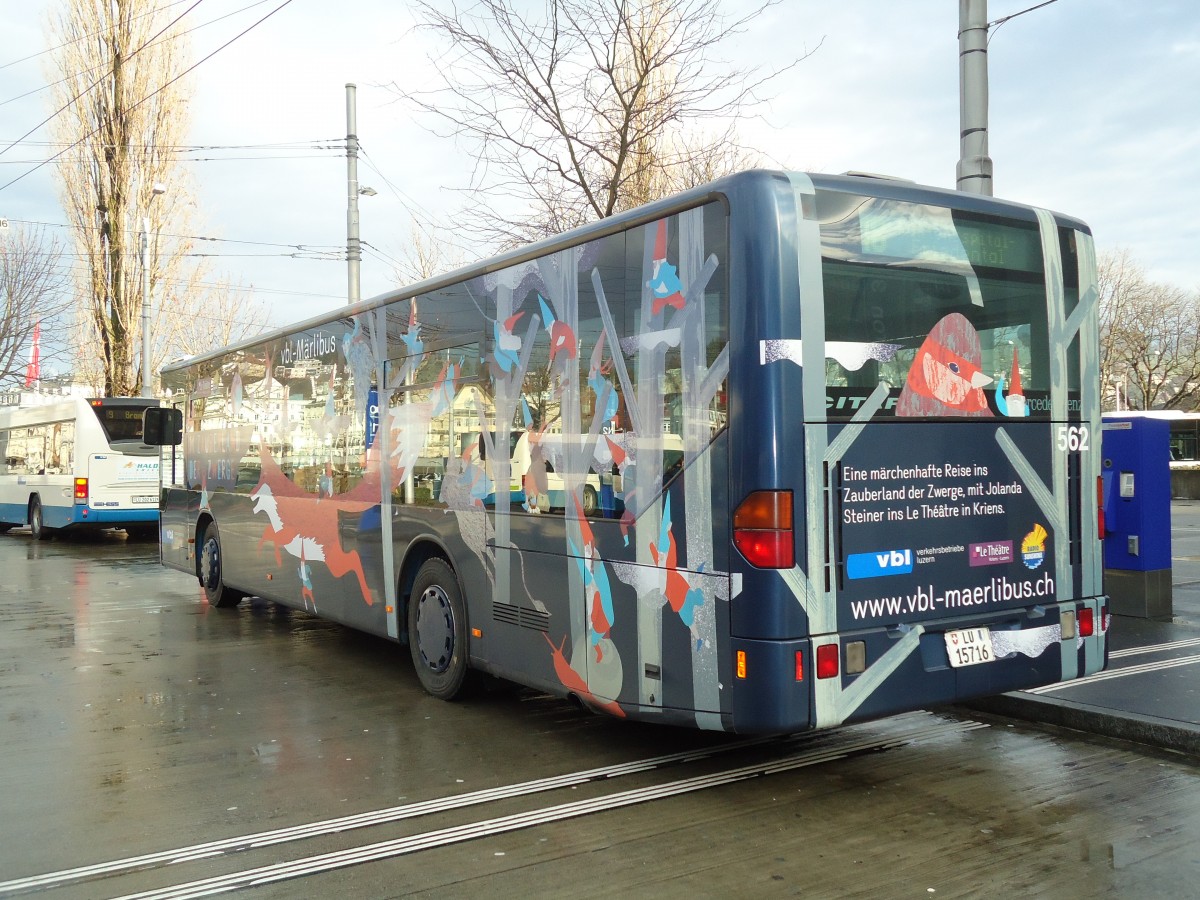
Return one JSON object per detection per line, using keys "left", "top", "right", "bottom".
{"left": 140, "top": 183, "right": 166, "bottom": 399}
{"left": 957, "top": 0, "right": 993, "bottom": 195}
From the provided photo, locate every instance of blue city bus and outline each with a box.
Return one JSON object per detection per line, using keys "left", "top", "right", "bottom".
{"left": 152, "top": 170, "right": 1107, "bottom": 733}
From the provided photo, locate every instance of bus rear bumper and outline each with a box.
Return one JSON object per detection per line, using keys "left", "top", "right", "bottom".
{"left": 727, "top": 598, "right": 1108, "bottom": 734}
{"left": 729, "top": 636, "right": 813, "bottom": 734}
{"left": 829, "top": 598, "right": 1110, "bottom": 727}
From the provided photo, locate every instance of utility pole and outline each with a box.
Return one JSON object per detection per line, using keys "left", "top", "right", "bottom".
{"left": 346, "top": 83, "right": 361, "bottom": 305}
{"left": 957, "top": 0, "right": 993, "bottom": 195}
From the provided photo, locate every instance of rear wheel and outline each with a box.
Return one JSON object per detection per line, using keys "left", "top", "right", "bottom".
{"left": 199, "top": 522, "right": 244, "bottom": 608}
{"left": 408, "top": 558, "right": 470, "bottom": 700}
{"left": 29, "top": 498, "right": 52, "bottom": 541}
{"left": 581, "top": 484, "right": 599, "bottom": 516}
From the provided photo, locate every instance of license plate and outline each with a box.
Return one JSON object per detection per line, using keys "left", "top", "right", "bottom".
{"left": 944, "top": 626, "right": 995, "bottom": 668}
{"left": 132, "top": 495, "right": 157, "bottom": 504}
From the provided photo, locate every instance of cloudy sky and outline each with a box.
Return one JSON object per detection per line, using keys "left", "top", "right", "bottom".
{"left": 1, "top": 0, "right": 1198, "bottom": 330}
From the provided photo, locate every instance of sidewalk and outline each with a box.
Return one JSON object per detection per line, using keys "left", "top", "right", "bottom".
{"left": 968, "top": 501, "right": 1200, "bottom": 755}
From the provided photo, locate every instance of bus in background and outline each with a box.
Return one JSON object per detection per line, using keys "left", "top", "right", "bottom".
{"left": 149, "top": 170, "right": 1106, "bottom": 734}
{"left": 1099, "top": 409, "right": 1200, "bottom": 466}
{"left": 1160, "top": 412, "right": 1200, "bottom": 466}
{"left": 0, "top": 396, "right": 162, "bottom": 540}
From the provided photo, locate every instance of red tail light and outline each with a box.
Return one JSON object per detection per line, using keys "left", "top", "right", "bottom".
{"left": 74, "top": 477, "right": 89, "bottom": 503}
{"left": 733, "top": 490, "right": 794, "bottom": 568}
{"left": 816, "top": 643, "right": 839, "bottom": 679}
{"left": 1097, "top": 476, "right": 1105, "bottom": 540}
{"left": 1079, "top": 607, "right": 1095, "bottom": 637}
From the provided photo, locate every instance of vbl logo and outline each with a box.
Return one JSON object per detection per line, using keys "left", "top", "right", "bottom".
{"left": 847, "top": 549, "right": 914, "bottom": 580}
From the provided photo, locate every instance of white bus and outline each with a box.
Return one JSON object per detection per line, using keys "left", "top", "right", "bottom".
{"left": 0, "top": 396, "right": 162, "bottom": 540}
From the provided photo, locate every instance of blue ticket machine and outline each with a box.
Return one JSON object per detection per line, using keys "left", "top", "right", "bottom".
{"left": 1101, "top": 415, "right": 1172, "bottom": 618}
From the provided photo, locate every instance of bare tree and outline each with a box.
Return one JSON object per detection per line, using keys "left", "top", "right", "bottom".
{"left": 0, "top": 224, "right": 73, "bottom": 389}
{"left": 1098, "top": 248, "right": 1200, "bottom": 411}
{"left": 391, "top": 221, "right": 468, "bottom": 286}
{"left": 160, "top": 271, "right": 266, "bottom": 360}
{"left": 46, "top": 0, "right": 264, "bottom": 395}
{"left": 395, "top": 0, "right": 808, "bottom": 248}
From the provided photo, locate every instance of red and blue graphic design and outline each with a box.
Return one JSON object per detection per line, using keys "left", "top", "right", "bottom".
{"left": 650, "top": 494, "right": 704, "bottom": 627}
{"left": 897, "top": 313, "right": 993, "bottom": 417}
{"left": 648, "top": 219, "right": 685, "bottom": 315}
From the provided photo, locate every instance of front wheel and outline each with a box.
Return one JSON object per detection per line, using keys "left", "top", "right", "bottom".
{"left": 199, "top": 522, "right": 244, "bottom": 608}
{"left": 408, "top": 558, "right": 471, "bottom": 700}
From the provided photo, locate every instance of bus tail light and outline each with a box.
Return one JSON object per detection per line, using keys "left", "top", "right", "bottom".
{"left": 733, "top": 491, "right": 794, "bottom": 568}
{"left": 1079, "top": 607, "right": 1095, "bottom": 637}
{"left": 1096, "top": 477, "right": 1105, "bottom": 539}
{"left": 816, "top": 643, "right": 839, "bottom": 679}
{"left": 74, "top": 478, "right": 89, "bottom": 504}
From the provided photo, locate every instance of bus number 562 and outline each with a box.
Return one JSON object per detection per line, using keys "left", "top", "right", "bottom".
{"left": 1056, "top": 425, "right": 1090, "bottom": 452}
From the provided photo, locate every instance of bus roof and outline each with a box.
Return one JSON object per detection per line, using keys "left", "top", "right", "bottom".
{"left": 161, "top": 169, "right": 1092, "bottom": 376}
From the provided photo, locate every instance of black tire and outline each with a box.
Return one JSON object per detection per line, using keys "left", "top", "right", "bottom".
{"left": 199, "top": 521, "right": 244, "bottom": 608}
{"left": 581, "top": 483, "right": 599, "bottom": 517}
{"left": 29, "top": 497, "right": 52, "bottom": 541}
{"left": 408, "top": 558, "right": 470, "bottom": 700}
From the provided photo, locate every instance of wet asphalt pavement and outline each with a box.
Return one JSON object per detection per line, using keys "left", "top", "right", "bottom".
{"left": 2, "top": 529, "right": 1199, "bottom": 899}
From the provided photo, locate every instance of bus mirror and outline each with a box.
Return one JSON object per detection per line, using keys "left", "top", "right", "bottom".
{"left": 143, "top": 407, "right": 183, "bottom": 446}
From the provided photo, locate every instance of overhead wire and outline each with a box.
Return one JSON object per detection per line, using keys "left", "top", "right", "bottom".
{"left": 0, "top": 0, "right": 208, "bottom": 162}
{"left": 987, "top": 0, "right": 1062, "bottom": 44}
{"left": 358, "top": 143, "right": 478, "bottom": 269}
{"left": 0, "top": 0, "right": 279, "bottom": 111}
{"left": 5, "top": 216, "right": 345, "bottom": 253}
{"left": 0, "top": 154, "right": 339, "bottom": 164}
{"left": 0, "top": 0, "right": 298, "bottom": 194}
{"left": 41, "top": 258, "right": 349, "bottom": 302}
{"left": 0, "top": 0, "right": 195, "bottom": 71}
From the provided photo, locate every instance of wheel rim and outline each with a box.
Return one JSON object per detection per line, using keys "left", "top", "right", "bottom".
{"left": 415, "top": 584, "right": 455, "bottom": 673}
{"left": 31, "top": 505, "right": 40, "bottom": 532}
{"left": 201, "top": 538, "right": 220, "bottom": 589}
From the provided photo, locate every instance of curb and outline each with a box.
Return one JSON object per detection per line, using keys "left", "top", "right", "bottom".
{"left": 963, "top": 694, "right": 1200, "bottom": 757}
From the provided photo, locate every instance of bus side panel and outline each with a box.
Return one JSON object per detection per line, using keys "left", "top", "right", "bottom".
{"left": 486, "top": 441, "right": 733, "bottom": 723}
{"left": 727, "top": 173, "right": 813, "bottom": 646}
{"left": 209, "top": 489, "right": 391, "bottom": 635}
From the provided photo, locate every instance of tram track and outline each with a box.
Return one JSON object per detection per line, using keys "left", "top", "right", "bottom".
{"left": 0, "top": 712, "right": 986, "bottom": 899}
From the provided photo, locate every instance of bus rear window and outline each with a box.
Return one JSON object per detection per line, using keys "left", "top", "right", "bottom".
{"left": 817, "top": 192, "right": 1048, "bottom": 420}
{"left": 90, "top": 402, "right": 155, "bottom": 443}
